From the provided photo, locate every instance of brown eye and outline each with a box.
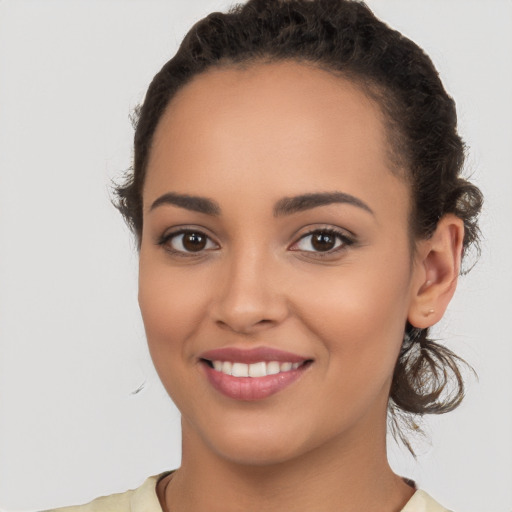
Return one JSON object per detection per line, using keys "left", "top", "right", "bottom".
{"left": 182, "top": 232, "right": 207, "bottom": 251}
{"left": 311, "top": 232, "right": 337, "bottom": 251}
{"left": 163, "top": 230, "right": 218, "bottom": 254}
{"left": 292, "top": 229, "right": 352, "bottom": 254}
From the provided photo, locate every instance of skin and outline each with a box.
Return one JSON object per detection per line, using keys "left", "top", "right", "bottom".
{"left": 138, "top": 61, "right": 464, "bottom": 512}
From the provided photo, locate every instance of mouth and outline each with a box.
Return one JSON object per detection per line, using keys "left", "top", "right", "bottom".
{"left": 201, "top": 359, "right": 310, "bottom": 377}
{"left": 198, "top": 347, "right": 313, "bottom": 401}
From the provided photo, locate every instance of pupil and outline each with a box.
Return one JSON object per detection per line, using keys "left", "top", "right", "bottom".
{"left": 312, "top": 233, "right": 335, "bottom": 251}
{"left": 183, "top": 233, "right": 206, "bottom": 251}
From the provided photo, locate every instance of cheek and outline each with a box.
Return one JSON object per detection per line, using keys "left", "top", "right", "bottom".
{"left": 137, "top": 254, "right": 208, "bottom": 365}
{"left": 292, "top": 257, "right": 411, "bottom": 378}
{"left": 285, "top": 264, "right": 411, "bottom": 435}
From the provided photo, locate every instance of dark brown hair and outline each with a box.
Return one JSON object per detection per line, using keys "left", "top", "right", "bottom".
{"left": 114, "top": 0, "right": 483, "bottom": 452}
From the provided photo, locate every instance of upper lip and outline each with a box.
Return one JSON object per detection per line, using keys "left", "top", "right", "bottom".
{"left": 199, "top": 346, "right": 311, "bottom": 364}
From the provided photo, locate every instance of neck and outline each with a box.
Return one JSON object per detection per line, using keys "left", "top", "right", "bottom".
{"left": 161, "top": 414, "right": 414, "bottom": 512}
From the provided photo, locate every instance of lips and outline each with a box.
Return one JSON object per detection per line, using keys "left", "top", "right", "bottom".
{"left": 200, "top": 346, "right": 308, "bottom": 364}
{"left": 199, "top": 347, "right": 312, "bottom": 401}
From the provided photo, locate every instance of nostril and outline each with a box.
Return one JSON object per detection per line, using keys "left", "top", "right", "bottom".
{"left": 215, "top": 319, "right": 272, "bottom": 335}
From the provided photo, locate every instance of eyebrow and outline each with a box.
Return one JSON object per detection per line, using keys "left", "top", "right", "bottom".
{"left": 149, "top": 191, "right": 373, "bottom": 217}
{"left": 150, "top": 192, "right": 221, "bottom": 216}
{"left": 273, "top": 192, "right": 374, "bottom": 217}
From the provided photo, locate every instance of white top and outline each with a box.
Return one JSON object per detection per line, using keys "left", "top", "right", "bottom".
{"left": 44, "top": 473, "right": 451, "bottom": 512}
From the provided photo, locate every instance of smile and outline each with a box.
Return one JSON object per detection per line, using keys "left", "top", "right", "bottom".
{"left": 199, "top": 347, "right": 313, "bottom": 401}
{"left": 210, "top": 360, "right": 303, "bottom": 377}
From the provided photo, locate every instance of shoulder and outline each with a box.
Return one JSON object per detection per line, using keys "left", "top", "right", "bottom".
{"left": 401, "top": 489, "right": 453, "bottom": 512}
{"left": 42, "top": 475, "right": 450, "bottom": 512}
{"left": 42, "top": 472, "right": 170, "bottom": 512}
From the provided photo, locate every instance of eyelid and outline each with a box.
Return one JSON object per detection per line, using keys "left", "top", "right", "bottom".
{"left": 288, "top": 226, "right": 355, "bottom": 255}
{"left": 157, "top": 226, "right": 220, "bottom": 256}
{"left": 156, "top": 224, "right": 355, "bottom": 258}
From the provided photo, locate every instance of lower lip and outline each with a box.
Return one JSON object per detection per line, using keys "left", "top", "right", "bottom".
{"left": 201, "top": 362, "right": 310, "bottom": 401}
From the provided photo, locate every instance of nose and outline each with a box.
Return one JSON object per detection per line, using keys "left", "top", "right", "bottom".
{"left": 210, "top": 249, "right": 289, "bottom": 335}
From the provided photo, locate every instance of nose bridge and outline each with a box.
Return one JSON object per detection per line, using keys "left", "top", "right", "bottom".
{"left": 212, "top": 240, "right": 287, "bottom": 333}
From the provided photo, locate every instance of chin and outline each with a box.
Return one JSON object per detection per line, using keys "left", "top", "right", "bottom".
{"left": 189, "top": 411, "right": 341, "bottom": 468}
{"left": 210, "top": 435, "right": 309, "bottom": 467}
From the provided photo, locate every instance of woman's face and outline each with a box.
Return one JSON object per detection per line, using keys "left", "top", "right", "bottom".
{"left": 138, "top": 61, "right": 423, "bottom": 465}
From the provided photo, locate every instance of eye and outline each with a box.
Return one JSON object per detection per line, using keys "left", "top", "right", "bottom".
{"left": 290, "top": 228, "right": 353, "bottom": 254}
{"left": 159, "top": 229, "right": 218, "bottom": 255}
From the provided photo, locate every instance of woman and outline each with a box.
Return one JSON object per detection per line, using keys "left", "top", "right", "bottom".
{"left": 38, "top": 0, "right": 484, "bottom": 510}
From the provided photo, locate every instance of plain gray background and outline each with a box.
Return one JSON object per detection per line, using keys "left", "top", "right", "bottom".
{"left": 0, "top": 1, "right": 511, "bottom": 510}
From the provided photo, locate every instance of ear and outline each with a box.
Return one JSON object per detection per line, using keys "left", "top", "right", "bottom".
{"left": 408, "top": 214, "right": 465, "bottom": 329}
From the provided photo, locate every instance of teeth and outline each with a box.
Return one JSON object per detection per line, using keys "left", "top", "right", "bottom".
{"left": 266, "top": 361, "right": 280, "bottom": 375}
{"left": 280, "top": 362, "right": 292, "bottom": 372}
{"left": 249, "top": 361, "right": 267, "bottom": 377}
{"left": 210, "top": 360, "right": 304, "bottom": 377}
{"left": 232, "top": 362, "right": 249, "bottom": 377}
{"left": 221, "top": 361, "right": 232, "bottom": 375}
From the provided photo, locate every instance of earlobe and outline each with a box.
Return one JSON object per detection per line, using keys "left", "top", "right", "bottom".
{"left": 408, "top": 214, "right": 465, "bottom": 329}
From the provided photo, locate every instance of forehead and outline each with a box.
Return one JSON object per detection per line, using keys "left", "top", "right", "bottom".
{"left": 144, "top": 61, "right": 409, "bottom": 220}
{"left": 150, "top": 61, "right": 390, "bottom": 169}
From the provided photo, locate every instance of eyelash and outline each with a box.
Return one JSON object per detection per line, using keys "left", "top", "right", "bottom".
{"left": 157, "top": 228, "right": 218, "bottom": 258}
{"left": 289, "top": 228, "right": 354, "bottom": 257}
{"left": 157, "top": 227, "right": 355, "bottom": 258}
